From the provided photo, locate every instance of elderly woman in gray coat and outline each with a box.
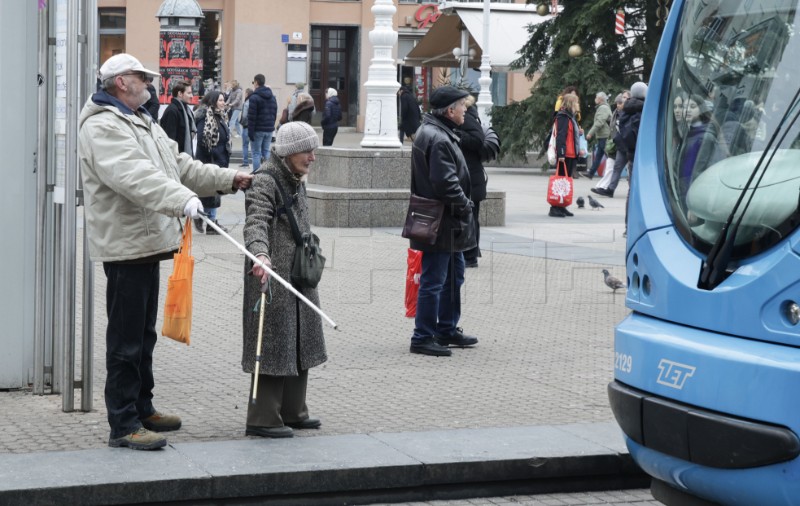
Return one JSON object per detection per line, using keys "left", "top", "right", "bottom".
{"left": 242, "top": 121, "right": 327, "bottom": 438}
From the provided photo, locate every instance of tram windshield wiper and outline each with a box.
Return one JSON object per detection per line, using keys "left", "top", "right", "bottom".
{"left": 698, "top": 87, "right": 800, "bottom": 290}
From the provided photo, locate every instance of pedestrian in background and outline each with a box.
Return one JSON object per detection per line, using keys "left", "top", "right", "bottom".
{"left": 550, "top": 93, "right": 581, "bottom": 218}
{"left": 78, "top": 53, "right": 252, "bottom": 451}
{"left": 239, "top": 88, "right": 253, "bottom": 168}
{"left": 248, "top": 74, "right": 278, "bottom": 169}
{"left": 398, "top": 85, "right": 421, "bottom": 142}
{"left": 226, "top": 80, "right": 243, "bottom": 138}
{"left": 195, "top": 90, "right": 232, "bottom": 235}
{"left": 408, "top": 86, "right": 478, "bottom": 357}
{"left": 291, "top": 92, "right": 315, "bottom": 123}
{"left": 593, "top": 90, "right": 630, "bottom": 193}
{"left": 287, "top": 82, "right": 307, "bottom": 119}
{"left": 582, "top": 91, "right": 612, "bottom": 179}
{"left": 243, "top": 121, "right": 327, "bottom": 439}
{"left": 159, "top": 80, "right": 195, "bottom": 156}
{"left": 321, "top": 87, "right": 342, "bottom": 146}
{"left": 458, "top": 94, "right": 486, "bottom": 268}
{"left": 144, "top": 76, "right": 160, "bottom": 120}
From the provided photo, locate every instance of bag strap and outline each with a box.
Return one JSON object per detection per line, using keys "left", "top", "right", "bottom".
{"left": 179, "top": 216, "right": 192, "bottom": 254}
{"left": 556, "top": 159, "right": 569, "bottom": 178}
{"left": 266, "top": 172, "right": 303, "bottom": 246}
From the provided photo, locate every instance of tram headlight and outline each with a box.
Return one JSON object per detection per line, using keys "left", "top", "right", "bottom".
{"left": 784, "top": 301, "right": 800, "bottom": 325}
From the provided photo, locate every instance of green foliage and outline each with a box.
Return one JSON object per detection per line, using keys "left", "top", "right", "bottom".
{"left": 493, "top": 0, "right": 671, "bottom": 162}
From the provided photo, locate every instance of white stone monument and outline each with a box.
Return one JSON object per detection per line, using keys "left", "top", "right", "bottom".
{"left": 360, "top": 0, "right": 402, "bottom": 148}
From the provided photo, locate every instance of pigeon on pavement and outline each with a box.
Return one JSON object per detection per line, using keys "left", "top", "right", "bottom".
{"left": 602, "top": 269, "right": 626, "bottom": 293}
{"left": 588, "top": 195, "right": 604, "bottom": 210}
{"left": 576, "top": 196, "right": 585, "bottom": 209}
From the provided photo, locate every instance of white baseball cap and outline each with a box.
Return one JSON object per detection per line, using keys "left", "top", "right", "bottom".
{"left": 99, "top": 54, "right": 160, "bottom": 82}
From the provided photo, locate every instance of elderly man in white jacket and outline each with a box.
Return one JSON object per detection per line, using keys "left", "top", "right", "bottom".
{"left": 78, "top": 54, "right": 253, "bottom": 451}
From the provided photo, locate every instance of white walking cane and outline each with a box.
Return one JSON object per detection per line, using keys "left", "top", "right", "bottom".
{"left": 199, "top": 214, "right": 338, "bottom": 330}
{"left": 251, "top": 280, "right": 268, "bottom": 403}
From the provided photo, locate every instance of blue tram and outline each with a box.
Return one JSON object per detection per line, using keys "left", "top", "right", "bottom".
{"left": 609, "top": 0, "right": 800, "bottom": 504}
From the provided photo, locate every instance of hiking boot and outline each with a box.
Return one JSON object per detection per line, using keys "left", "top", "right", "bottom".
{"left": 245, "top": 425, "right": 294, "bottom": 438}
{"left": 549, "top": 207, "right": 566, "bottom": 218}
{"left": 285, "top": 418, "right": 322, "bottom": 429}
{"left": 410, "top": 337, "right": 452, "bottom": 357}
{"left": 108, "top": 427, "right": 167, "bottom": 450}
{"left": 141, "top": 411, "right": 182, "bottom": 432}
{"left": 436, "top": 328, "right": 478, "bottom": 348}
{"left": 561, "top": 207, "right": 574, "bottom": 217}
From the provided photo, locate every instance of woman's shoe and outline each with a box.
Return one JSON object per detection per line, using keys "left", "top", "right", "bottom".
{"left": 549, "top": 207, "right": 566, "bottom": 218}
{"left": 561, "top": 207, "right": 574, "bottom": 217}
{"left": 193, "top": 218, "right": 205, "bottom": 233}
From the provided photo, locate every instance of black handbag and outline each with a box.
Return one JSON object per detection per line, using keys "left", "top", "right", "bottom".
{"left": 401, "top": 193, "right": 445, "bottom": 245}
{"left": 267, "top": 173, "right": 326, "bottom": 289}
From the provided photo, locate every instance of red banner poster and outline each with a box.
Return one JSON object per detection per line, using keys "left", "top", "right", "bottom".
{"left": 159, "top": 30, "right": 202, "bottom": 105}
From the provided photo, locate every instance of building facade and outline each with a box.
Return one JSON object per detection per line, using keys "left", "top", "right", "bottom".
{"left": 98, "top": 0, "right": 532, "bottom": 130}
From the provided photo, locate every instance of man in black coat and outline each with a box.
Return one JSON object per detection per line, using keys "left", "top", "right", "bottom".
{"left": 458, "top": 97, "right": 487, "bottom": 267}
{"left": 248, "top": 73, "right": 278, "bottom": 169}
{"left": 159, "top": 80, "right": 196, "bottom": 155}
{"left": 408, "top": 86, "right": 478, "bottom": 357}
{"left": 398, "top": 85, "right": 421, "bottom": 142}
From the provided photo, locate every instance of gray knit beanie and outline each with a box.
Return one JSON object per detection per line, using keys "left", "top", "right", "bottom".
{"left": 273, "top": 122, "right": 320, "bottom": 157}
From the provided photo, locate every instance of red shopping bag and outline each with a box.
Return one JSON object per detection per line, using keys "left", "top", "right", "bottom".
{"left": 546, "top": 159, "right": 573, "bottom": 207}
{"left": 405, "top": 249, "right": 423, "bottom": 317}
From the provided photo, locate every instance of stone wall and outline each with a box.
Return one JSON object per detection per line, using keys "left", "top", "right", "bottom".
{"left": 308, "top": 147, "right": 506, "bottom": 228}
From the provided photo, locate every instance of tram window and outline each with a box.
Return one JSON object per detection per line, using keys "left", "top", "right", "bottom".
{"left": 663, "top": 1, "right": 800, "bottom": 260}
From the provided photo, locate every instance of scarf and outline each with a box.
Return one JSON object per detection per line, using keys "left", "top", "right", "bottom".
{"left": 202, "top": 106, "right": 226, "bottom": 151}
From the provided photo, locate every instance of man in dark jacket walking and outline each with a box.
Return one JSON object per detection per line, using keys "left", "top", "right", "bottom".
{"left": 593, "top": 82, "right": 647, "bottom": 198}
{"left": 248, "top": 74, "right": 278, "bottom": 169}
{"left": 398, "top": 85, "right": 421, "bottom": 142}
{"left": 408, "top": 86, "right": 478, "bottom": 357}
{"left": 159, "top": 80, "right": 195, "bottom": 155}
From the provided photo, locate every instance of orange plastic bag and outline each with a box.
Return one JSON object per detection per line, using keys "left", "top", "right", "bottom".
{"left": 405, "top": 249, "right": 423, "bottom": 317}
{"left": 161, "top": 217, "right": 194, "bottom": 344}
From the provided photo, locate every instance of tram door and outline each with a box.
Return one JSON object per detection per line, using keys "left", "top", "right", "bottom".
{"left": 310, "top": 26, "right": 358, "bottom": 126}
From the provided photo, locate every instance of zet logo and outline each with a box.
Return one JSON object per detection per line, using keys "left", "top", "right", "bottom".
{"left": 656, "top": 359, "right": 696, "bottom": 389}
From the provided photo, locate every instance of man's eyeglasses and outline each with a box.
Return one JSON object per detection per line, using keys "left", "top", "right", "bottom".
{"left": 119, "top": 72, "right": 147, "bottom": 82}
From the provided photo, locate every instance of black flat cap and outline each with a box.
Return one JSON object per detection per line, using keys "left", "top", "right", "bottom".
{"left": 429, "top": 86, "right": 470, "bottom": 109}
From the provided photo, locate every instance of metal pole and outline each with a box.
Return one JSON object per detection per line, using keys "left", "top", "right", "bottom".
{"left": 476, "top": 0, "right": 493, "bottom": 126}
{"left": 459, "top": 27, "right": 469, "bottom": 82}
{"left": 33, "top": 0, "right": 51, "bottom": 395}
{"left": 80, "top": 0, "right": 96, "bottom": 413}
{"left": 62, "top": 0, "right": 80, "bottom": 412}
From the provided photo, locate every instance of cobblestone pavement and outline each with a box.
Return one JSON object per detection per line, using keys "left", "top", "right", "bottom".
{"left": 0, "top": 165, "right": 630, "bottom": 454}
{"left": 370, "top": 489, "right": 658, "bottom": 505}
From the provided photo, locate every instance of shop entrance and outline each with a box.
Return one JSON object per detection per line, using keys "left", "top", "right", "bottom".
{"left": 310, "top": 26, "right": 359, "bottom": 126}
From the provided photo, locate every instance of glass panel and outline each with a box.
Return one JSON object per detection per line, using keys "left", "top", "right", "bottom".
{"left": 99, "top": 8, "right": 126, "bottom": 30}
{"left": 311, "top": 28, "right": 322, "bottom": 49}
{"left": 664, "top": 0, "right": 800, "bottom": 260}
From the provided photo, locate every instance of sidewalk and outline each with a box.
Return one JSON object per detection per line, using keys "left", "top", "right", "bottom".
{"left": 0, "top": 132, "right": 635, "bottom": 504}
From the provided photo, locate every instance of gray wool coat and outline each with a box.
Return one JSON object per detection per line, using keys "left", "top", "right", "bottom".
{"left": 242, "top": 155, "right": 327, "bottom": 376}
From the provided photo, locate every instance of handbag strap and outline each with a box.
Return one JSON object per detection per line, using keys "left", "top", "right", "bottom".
{"left": 179, "top": 216, "right": 192, "bottom": 254}
{"left": 266, "top": 172, "right": 303, "bottom": 246}
{"left": 556, "top": 159, "right": 569, "bottom": 178}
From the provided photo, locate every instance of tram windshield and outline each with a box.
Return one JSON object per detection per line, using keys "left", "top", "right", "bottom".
{"left": 664, "top": 0, "right": 800, "bottom": 260}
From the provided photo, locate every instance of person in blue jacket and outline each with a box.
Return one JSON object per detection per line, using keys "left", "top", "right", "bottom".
{"left": 321, "top": 87, "right": 342, "bottom": 146}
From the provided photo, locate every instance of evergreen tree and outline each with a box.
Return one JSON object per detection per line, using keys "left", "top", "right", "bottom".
{"left": 492, "top": 0, "right": 671, "bottom": 162}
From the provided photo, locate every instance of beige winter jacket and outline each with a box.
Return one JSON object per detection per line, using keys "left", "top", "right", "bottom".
{"left": 78, "top": 93, "right": 239, "bottom": 262}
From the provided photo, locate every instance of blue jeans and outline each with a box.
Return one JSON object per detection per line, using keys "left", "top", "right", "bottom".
{"left": 588, "top": 138, "right": 607, "bottom": 176}
{"left": 412, "top": 251, "right": 465, "bottom": 341}
{"left": 228, "top": 109, "right": 242, "bottom": 136}
{"left": 252, "top": 131, "right": 272, "bottom": 170}
{"left": 103, "top": 262, "right": 159, "bottom": 438}
{"left": 241, "top": 127, "right": 250, "bottom": 165}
